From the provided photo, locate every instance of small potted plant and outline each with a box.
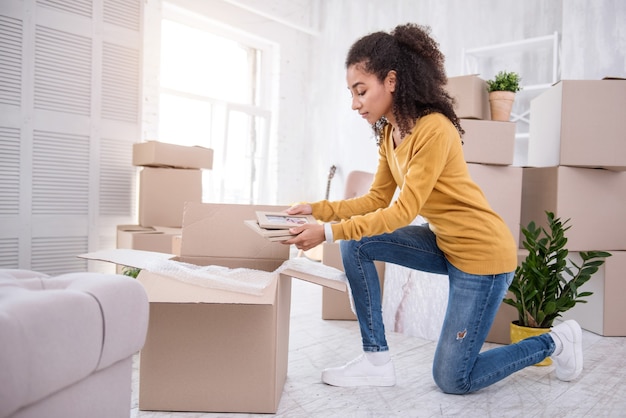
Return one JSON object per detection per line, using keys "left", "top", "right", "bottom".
{"left": 503, "top": 211, "right": 610, "bottom": 365}
{"left": 486, "top": 70, "right": 522, "bottom": 121}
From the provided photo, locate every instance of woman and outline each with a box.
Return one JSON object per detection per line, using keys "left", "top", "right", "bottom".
{"left": 283, "top": 23, "right": 582, "bottom": 394}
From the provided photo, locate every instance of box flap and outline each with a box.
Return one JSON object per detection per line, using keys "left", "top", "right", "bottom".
{"left": 117, "top": 224, "right": 157, "bottom": 233}
{"left": 181, "top": 202, "right": 291, "bottom": 260}
{"left": 278, "top": 257, "right": 347, "bottom": 292}
{"left": 78, "top": 248, "right": 176, "bottom": 269}
{"left": 117, "top": 225, "right": 181, "bottom": 238}
{"left": 280, "top": 269, "right": 346, "bottom": 292}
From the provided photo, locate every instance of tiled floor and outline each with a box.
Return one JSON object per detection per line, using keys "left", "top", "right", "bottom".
{"left": 130, "top": 278, "right": 626, "bottom": 418}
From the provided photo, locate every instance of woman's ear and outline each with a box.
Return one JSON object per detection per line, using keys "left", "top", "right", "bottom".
{"left": 385, "top": 70, "right": 397, "bottom": 93}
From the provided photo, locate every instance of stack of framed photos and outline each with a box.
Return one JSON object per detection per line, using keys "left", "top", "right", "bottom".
{"left": 244, "top": 211, "right": 317, "bottom": 241}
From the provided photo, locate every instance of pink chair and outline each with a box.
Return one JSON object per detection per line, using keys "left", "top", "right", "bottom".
{"left": 343, "top": 170, "right": 374, "bottom": 199}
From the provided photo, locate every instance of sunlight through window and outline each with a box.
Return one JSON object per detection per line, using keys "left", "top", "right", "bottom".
{"left": 158, "top": 17, "right": 269, "bottom": 204}
{"left": 160, "top": 19, "right": 252, "bottom": 104}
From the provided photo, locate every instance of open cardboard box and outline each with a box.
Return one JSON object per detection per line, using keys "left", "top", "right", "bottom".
{"left": 115, "top": 225, "right": 181, "bottom": 273}
{"left": 80, "top": 202, "right": 348, "bottom": 414}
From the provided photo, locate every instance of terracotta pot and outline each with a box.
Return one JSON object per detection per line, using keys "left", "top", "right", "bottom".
{"left": 489, "top": 91, "right": 516, "bottom": 121}
{"left": 510, "top": 321, "right": 552, "bottom": 366}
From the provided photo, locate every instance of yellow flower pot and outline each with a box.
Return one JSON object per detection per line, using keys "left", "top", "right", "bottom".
{"left": 510, "top": 321, "right": 552, "bottom": 366}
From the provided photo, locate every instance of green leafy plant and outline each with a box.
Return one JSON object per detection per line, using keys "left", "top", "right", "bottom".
{"left": 122, "top": 266, "right": 141, "bottom": 279}
{"left": 486, "top": 70, "right": 522, "bottom": 93}
{"left": 503, "top": 211, "right": 611, "bottom": 328}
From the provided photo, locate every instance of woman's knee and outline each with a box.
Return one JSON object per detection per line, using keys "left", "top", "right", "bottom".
{"left": 432, "top": 362, "right": 471, "bottom": 395}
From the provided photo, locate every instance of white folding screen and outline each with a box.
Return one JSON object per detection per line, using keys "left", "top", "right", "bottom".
{"left": 0, "top": 0, "right": 142, "bottom": 275}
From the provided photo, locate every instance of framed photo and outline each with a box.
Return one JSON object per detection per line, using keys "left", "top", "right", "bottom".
{"left": 243, "top": 220, "right": 296, "bottom": 241}
{"left": 255, "top": 211, "right": 317, "bottom": 230}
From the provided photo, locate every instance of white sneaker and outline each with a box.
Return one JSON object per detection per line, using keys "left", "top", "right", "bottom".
{"left": 550, "top": 320, "right": 583, "bottom": 381}
{"left": 321, "top": 354, "right": 396, "bottom": 387}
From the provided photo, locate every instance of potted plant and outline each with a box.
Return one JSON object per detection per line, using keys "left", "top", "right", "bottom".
{"left": 122, "top": 266, "right": 141, "bottom": 278}
{"left": 486, "top": 70, "right": 522, "bottom": 121}
{"left": 503, "top": 211, "right": 611, "bottom": 365}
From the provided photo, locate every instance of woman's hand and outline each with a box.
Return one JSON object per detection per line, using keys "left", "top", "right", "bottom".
{"left": 282, "top": 223, "right": 325, "bottom": 251}
{"left": 286, "top": 203, "right": 312, "bottom": 215}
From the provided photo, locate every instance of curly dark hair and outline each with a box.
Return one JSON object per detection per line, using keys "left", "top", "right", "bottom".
{"left": 346, "top": 23, "right": 464, "bottom": 142}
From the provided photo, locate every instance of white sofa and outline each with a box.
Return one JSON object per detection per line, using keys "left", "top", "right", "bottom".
{"left": 0, "top": 269, "right": 149, "bottom": 418}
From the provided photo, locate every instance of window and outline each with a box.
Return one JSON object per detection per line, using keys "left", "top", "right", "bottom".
{"left": 158, "top": 15, "right": 273, "bottom": 204}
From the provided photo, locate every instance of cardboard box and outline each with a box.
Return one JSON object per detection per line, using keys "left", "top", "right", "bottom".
{"left": 485, "top": 249, "right": 528, "bottom": 345}
{"left": 172, "top": 234, "right": 182, "bottom": 256}
{"left": 79, "top": 203, "right": 349, "bottom": 413}
{"left": 445, "top": 75, "right": 491, "bottom": 120}
{"left": 467, "top": 164, "right": 523, "bottom": 247}
{"left": 139, "top": 202, "right": 319, "bottom": 413}
{"left": 139, "top": 266, "right": 290, "bottom": 413}
{"left": 80, "top": 249, "right": 346, "bottom": 414}
{"left": 116, "top": 225, "right": 181, "bottom": 253}
{"left": 138, "top": 263, "right": 346, "bottom": 413}
{"left": 138, "top": 167, "right": 202, "bottom": 227}
{"left": 133, "top": 141, "right": 213, "bottom": 169}
{"left": 320, "top": 242, "right": 385, "bottom": 320}
{"left": 527, "top": 80, "right": 626, "bottom": 171}
{"left": 560, "top": 251, "right": 626, "bottom": 336}
{"left": 521, "top": 166, "right": 626, "bottom": 251}
{"left": 460, "top": 119, "right": 516, "bottom": 165}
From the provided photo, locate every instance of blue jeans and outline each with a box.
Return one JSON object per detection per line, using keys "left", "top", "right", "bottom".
{"left": 339, "top": 224, "right": 556, "bottom": 394}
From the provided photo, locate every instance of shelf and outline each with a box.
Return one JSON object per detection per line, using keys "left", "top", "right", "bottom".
{"left": 520, "top": 83, "right": 555, "bottom": 91}
{"left": 461, "top": 32, "right": 560, "bottom": 84}
{"left": 463, "top": 33, "right": 558, "bottom": 58}
{"left": 461, "top": 32, "right": 561, "bottom": 160}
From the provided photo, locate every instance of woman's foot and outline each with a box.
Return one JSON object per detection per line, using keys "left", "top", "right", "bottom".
{"left": 550, "top": 320, "right": 583, "bottom": 381}
{"left": 321, "top": 353, "right": 396, "bottom": 387}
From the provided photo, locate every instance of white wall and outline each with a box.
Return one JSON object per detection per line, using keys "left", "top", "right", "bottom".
{"left": 562, "top": 0, "right": 626, "bottom": 79}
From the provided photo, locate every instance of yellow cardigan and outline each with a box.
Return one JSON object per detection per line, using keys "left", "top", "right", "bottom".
{"left": 310, "top": 113, "right": 517, "bottom": 275}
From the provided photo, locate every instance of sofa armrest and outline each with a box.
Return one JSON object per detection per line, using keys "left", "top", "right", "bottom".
{"left": 0, "top": 272, "right": 149, "bottom": 418}
{"left": 47, "top": 273, "right": 149, "bottom": 369}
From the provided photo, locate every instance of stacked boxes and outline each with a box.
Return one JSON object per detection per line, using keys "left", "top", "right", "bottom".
{"left": 134, "top": 141, "right": 213, "bottom": 228}
{"left": 524, "top": 79, "right": 626, "bottom": 336}
{"left": 116, "top": 141, "right": 213, "bottom": 257}
{"left": 387, "top": 77, "right": 625, "bottom": 343}
{"left": 138, "top": 167, "right": 202, "bottom": 227}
